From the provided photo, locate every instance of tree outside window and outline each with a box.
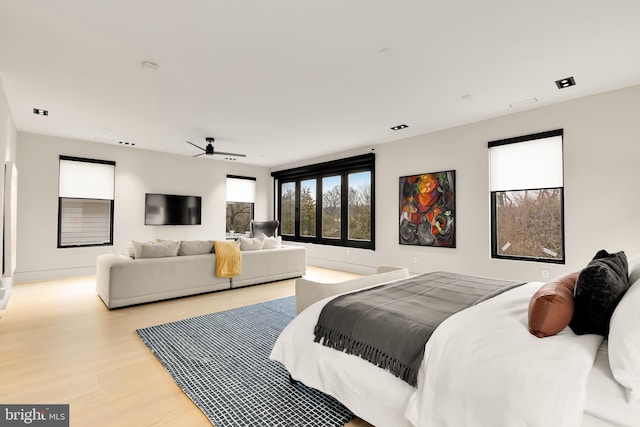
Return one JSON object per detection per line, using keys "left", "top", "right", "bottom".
{"left": 489, "top": 130, "right": 564, "bottom": 263}
{"left": 272, "top": 154, "right": 375, "bottom": 250}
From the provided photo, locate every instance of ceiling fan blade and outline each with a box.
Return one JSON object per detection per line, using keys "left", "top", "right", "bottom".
{"left": 215, "top": 151, "right": 247, "bottom": 158}
{"left": 186, "top": 140, "right": 205, "bottom": 151}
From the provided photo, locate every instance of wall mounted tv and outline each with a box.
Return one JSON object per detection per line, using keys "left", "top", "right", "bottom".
{"left": 145, "top": 193, "right": 202, "bottom": 225}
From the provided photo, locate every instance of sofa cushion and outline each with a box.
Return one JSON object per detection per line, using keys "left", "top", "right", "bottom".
{"left": 131, "top": 240, "right": 154, "bottom": 259}
{"left": 179, "top": 240, "right": 214, "bottom": 256}
{"left": 237, "top": 235, "right": 265, "bottom": 251}
{"left": 569, "top": 249, "right": 629, "bottom": 336}
{"left": 262, "top": 235, "right": 282, "bottom": 249}
{"left": 139, "top": 241, "right": 180, "bottom": 259}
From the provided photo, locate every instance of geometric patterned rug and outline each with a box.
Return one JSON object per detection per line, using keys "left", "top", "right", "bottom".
{"left": 136, "top": 296, "right": 354, "bottom": 427}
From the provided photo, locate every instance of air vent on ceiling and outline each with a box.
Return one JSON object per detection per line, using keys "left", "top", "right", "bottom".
{"left": 33, "top": 108, "right": 48, "bottom": 116}
{"left": 391, "top": 124, "right": 409, "bottom": 131}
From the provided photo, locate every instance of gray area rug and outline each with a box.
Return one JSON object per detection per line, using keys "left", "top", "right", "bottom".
{"left": 137, "top": 296, "right": 354, "bottom": 427}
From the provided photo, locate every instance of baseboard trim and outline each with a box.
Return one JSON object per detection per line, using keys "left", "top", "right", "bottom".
{"left": 13, "top": 266, "right": 96, "bottom": 283}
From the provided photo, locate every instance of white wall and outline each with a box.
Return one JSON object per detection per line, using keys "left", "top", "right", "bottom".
{"left": 0, "top": 77, "right": 18, "bottom": 308}
{"left": 285, "top": 85, "right": 640, "bottom": 282}
{"left": 15, "top": 133, "right": 273, "bottom": 281}
{"left": 13, "top": 84, "right": 640, "bottom": 284}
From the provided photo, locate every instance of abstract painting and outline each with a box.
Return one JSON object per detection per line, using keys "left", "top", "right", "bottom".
{"left": 399, "top": 170, "right": 455, "bottom": 247}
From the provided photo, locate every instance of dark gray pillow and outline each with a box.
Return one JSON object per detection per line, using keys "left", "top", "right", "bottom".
{"left": 569, "top": 250, "right": 629, "bottom": 336}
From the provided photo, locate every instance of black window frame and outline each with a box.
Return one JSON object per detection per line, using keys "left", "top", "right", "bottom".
{"left": 225, "top": 175, "right": 256, "bottom": 237}
{"left": 57, "top": 156, "right": 115, "bottom": 248}
{"left": 272, "top": 153, "right": 375, "bottom": 250}
{"left": 489, "top": 129, "right": 565, "bottom": 264}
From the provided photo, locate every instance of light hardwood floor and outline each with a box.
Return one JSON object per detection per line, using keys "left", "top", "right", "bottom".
{"left": 0, "top": 266, "right": 373, "bottom": 427}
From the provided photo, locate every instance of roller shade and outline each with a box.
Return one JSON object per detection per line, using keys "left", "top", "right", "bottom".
{"left": 59, "top": 157, "right": 115, "bottom": 199}
{"left": 489, "top": 134, "right": 563, "bottom": 192}
{"left": 226, "top": 176, "right": 256, "bottom": 203}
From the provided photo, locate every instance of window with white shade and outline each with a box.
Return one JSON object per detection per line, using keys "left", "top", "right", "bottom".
{"left": 58, "top": 156, "right": 115, "bottom": 247}
{"left": 226, "top": 175, "right": 256, "bottom": 236}
{"left": 489, "top": 129, "right": 564, "bottom": 263}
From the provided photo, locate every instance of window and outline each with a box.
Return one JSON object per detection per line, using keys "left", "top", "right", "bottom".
{"left": 322, "top": 176, "right": 341, "bottom": 239}
{"left": 272, "top": 153, "right": 375, "bottom": 249}
{"left": 226, "top": 175, "right": 256, "bottom": 235}
{"left": 489, "top": 129, "right": 564, "bottom": 263}
{"left": 280, "top": 182, "right": 296, "bottom": 236}
{"left": 348, "top": 171, "right": 372, "bottom": 241}
{"left": 58, "top": 156, "right": 115, "bottom": 248}
{"left": 300, "top": 179, "right": 316, "bottom": 237}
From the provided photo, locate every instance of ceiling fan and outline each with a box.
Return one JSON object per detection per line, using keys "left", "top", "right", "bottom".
{"left": 186, "top": 137, "right": 246, "bottom": 158}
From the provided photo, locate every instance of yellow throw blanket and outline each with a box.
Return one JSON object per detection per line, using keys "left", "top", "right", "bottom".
{"left": 213, "top": 240, "right": 242, "bottom": 278}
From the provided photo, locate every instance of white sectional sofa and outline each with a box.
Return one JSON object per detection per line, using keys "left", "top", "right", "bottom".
{"left": 96, "top": 240, "right": 306, "bottom": 309}
{"left": 295, "top": 265, "right": 410, "bottom": 313}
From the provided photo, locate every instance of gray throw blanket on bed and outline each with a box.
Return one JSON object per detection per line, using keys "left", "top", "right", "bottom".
{"left": 313, "top": 271, "right": 524, "bottom": 387}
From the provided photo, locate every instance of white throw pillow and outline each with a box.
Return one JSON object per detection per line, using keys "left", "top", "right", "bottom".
{"left": 131, "top": 240, "right": 154, "bottom": 259}
{"left": 262, "top": 235, "right": 282, "bottom": 249}
{"left": 628, "top": 254, "right": 640, "bottom": 284}
{"left": 179, "top": 240, "right": 214, "bottom": 255}
{"left": 138, "top": 241, "right": 180, "bottom": 259}
{"left": 237, "top": 235, "right": 264, "bottom": 251}
{"left": 609, "top": 278, "right": 640, "bottom": 402}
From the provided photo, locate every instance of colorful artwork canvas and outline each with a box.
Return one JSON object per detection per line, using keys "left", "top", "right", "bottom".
{"left": 399, "top": 170, "right": 455, "bottom": 247}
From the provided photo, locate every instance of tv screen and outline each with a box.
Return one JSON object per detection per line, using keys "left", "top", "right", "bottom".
{"left": 145, "top": 194, "right": 202, "bottom": 225}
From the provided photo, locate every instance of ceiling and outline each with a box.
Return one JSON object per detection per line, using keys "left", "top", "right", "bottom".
{"left": 1, "top": 1, "right": 639, "bottom": 168}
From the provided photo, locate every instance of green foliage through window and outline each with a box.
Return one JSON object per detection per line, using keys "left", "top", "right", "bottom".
{"left": 273, "top": 154, "right": 375, "bottom": 250}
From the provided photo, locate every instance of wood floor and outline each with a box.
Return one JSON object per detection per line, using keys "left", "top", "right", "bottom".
{"left": 0, "top": 266, "right": 373, "bottom": 427}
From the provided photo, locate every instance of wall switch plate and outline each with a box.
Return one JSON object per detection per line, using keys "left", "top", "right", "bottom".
{"left": 413, "top": 256, "right": 418, "bottom": 264}
{"left": 542, "top": 269, "right": 550, "bottom": 279}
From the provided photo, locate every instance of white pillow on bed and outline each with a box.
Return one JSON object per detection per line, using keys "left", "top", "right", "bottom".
{"left": 628, "top": 254, "right": 640, "bottom": 284}
{"left": 609, "top": 277, "right": 640, "bottom": 402}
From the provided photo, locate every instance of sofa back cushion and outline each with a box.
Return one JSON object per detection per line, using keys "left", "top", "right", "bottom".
{"left": 262, "top": 235, "right": 282, "bottom": 249}
{"left": 237, "top": 236, "right": 265, "bottom": 251}
{"left": 179, "top": 240, "right": 214, "bottom": 255}
{"left": 139, "top": 241, "right": 180, "bottom": 259}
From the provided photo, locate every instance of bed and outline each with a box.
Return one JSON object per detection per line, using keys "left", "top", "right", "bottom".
{"left": 270, "top": 255, "right": 640, "bottom": 427}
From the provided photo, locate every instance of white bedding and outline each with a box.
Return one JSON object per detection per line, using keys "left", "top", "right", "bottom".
{"left": 405, "top": 282, "right": 602, "bottom": 427}
{"left": 270, "top": 281, "right": 640, "bottom": 427}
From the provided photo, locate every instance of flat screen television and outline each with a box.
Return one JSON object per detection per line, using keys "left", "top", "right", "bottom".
{"left": 145, "top": 193, "right": 202, "bottom": 225}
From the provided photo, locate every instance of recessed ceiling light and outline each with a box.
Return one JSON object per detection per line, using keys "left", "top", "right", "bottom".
{"left": 390, "top": 124, "right": 409, "bottom": 131}
{"left": 33, "top": 108, "right": 48, "bottom": 116}
{"left": 555, "top": 76, "right": 576, "bottom": 89}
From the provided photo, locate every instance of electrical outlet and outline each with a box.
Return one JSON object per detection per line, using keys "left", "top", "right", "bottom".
{"left": 542, "top": 269, "right": 550, "bottom": 279}
{"left": 413, "top": 256, "right": 418, "bottom": 264}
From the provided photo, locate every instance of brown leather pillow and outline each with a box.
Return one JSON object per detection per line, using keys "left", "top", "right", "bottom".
{"left": 528, "top": 272, "right": 579, "bottom": 338}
